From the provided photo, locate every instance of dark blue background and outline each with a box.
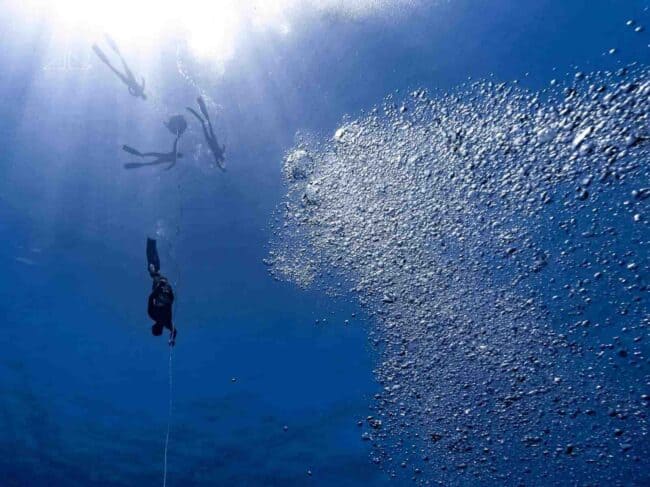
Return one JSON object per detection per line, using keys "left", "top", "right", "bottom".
{"left": 0, "top": 1, "right": 648, "bottom": 485}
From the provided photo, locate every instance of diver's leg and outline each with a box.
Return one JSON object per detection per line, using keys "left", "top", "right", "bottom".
{"left": 151, "top": 323, "right": 164, "bottom": 336}
{"left": 120, "top": 58, "right": 137, "bottom": 87}
{"left": 122, "top": 145, "right": 143, "bottom": 157}
{"left": 124, "top": 161, "right": 160, "bottom": 169}
{"left": 187, "top": 108, "right": 211, "bottom": 143}
{"left": 104, "top": 34, "right": 121, "bottom": 55}
{"left": 205, "top": 116, "right": 216, "bottom": 141}
{"left": 93, "top": 45, "right": 130, "bottom": 86}
{"left": 186, "top": 107, "right": 204, "bottom": 124}
{"left": 146, "top": 238, "right": 161, "bottom": 273}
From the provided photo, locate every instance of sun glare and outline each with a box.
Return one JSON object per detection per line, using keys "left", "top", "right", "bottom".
{"left": 15, "top": 0, "right": 298, "bottom": 62}
{"left": 14, "top": 0, "right": 411, "bottom": 63}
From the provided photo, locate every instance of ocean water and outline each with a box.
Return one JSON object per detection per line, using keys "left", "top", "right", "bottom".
{"left": 0, "top": 1, "right": 648, "bottom": 486}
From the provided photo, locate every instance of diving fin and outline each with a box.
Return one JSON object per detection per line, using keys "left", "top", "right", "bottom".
{"left": 122, "top": 145, "right": 143, "bottom": 157}
{"left": 197, "top": 96, "right": 210, "bottom": 120}
{"left": 104, "top": 34, "right": 121, "bottom": 55}
{"left": 186, "top": 107, "right": 203, "bottom": 123}
{"left": 123, "top": 162, "right": 148, "bottom": 169}
{"left": 92, "top": 44, "right": 111, "bottom": 65}
{"left": 146, "top": 237, "right": 161, "bottom": 273}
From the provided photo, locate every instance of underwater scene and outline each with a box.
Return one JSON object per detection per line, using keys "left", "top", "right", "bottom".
{"left": 0, "top": 1, "right": 648, "bottom": 486}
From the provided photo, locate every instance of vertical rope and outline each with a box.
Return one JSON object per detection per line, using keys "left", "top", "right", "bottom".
{"left": 162, "top": 341, "right": 173, "bottom": 487}
{"left": 162, "top": 258, "right": 179, "bottom": 487}
{"left": 162, "top": 143, "right": 184, "bottom": 487}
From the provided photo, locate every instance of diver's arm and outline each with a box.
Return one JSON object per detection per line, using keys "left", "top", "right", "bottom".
{"left": 148, "top": 294, "right": 155, "bottom": 316}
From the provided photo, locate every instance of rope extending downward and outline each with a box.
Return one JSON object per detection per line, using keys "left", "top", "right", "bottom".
{"left": 162, "top": 248, "right": 179, "bottom": 487}
{"left": 162, "top": 151, "right": 184, "bottom": 487}
{"left": 163, "top": 273, "right": 178, "bottom": 487}
{"left": 163, "top": 340, "right": 174, "bottom": 487}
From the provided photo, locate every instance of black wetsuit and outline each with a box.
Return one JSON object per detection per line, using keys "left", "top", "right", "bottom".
{"left": 146, "top": 238, "right": 177, "bottom": 341}
{"left": 148, "top": 274, "right": 176, "bottom": 337}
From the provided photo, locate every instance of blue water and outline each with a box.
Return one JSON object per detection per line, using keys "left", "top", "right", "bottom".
{"left": 0, "top": 1, "right": 648, "bottom": 485}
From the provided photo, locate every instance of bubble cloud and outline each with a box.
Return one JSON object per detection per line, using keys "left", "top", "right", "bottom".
{"left": 270, "top": 67, "right": 650, "bottom": 484}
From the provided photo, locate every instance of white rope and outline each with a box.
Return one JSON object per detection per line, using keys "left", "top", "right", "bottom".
{"left": 162, "top": 167, "right": 183, "bottom": 487}
{"left": 162, "top": 339, "right": 174, "bottom": 487}
{"left": 162, "top": 255, "right": 179, "bottom": 487}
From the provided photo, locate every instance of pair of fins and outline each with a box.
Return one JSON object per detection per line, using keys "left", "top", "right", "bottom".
{"left": 187, "top": 96, "right": 226, "bottom": 171}
{"left": 122, "top": 145, "right": 148, "bottom": 170}
{"left": 91, "top": 34, "right": 122, "bottom": 68}
{"left": 186, "top": 96, "right": 211, "bottom": 124}
{"left": 93, "top": 34, "right": 146, "bottom": 100}
{"left": 121, "top": 145, "right": 179, "bottom": 170}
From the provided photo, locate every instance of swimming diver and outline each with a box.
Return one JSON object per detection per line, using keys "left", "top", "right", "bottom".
{"left": 92, "top": 35, "right": 146, "bottom": 100}
{"left": 147, "top": 238, "right": 177, "bottom": 346}
{"left": 187, "top": 97, "right": 226, "bottom": 170}
{"left": 122, "top": 136, "right": 182, "bottom": 170}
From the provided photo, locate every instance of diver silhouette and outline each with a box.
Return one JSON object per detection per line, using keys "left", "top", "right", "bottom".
{"left": 122, "top": 136, "right": 182, "bottom": 170}
{"left": 92, "top": 35, "right": 146, "bottom": 100}
{"left": 146, "top": 238, "right": 177, "bottom": 346}
{"left": 187, "top": 96, "right": 226, "bottom": 170}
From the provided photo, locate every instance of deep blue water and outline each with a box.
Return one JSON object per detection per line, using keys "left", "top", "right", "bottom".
{"left": 0, "top": 1, "right": 648, "bottom": 486}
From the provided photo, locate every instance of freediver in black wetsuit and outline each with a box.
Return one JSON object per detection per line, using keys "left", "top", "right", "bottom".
{"left": 146, "top": 238, "right": 177, "bottom": 346}
{"left": 187, "top": 96, "right": 226, "bottom": 170}
{"left": 122, "top": 136, "right": 182, "bottom": 170}
{"left": 92, "top": 35, "right": 146, "bottom": 100}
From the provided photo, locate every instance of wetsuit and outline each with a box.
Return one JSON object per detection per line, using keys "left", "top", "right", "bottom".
{"left": 148, "top": 274, "right": 176, "bottom": 338}
{"left": 146, "top": 238, "right": 177, "bottom": 342}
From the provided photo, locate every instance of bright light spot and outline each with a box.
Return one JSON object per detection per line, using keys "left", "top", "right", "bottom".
{"left": 14, "top": 0, "right": 417, "bottom": 62}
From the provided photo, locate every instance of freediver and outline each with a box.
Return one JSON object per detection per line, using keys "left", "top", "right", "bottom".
{"left": 122, "top": 136, "right": 182, "bottom": 170}
{"left": 187, "top": 96, "right": 226, "bottom": 170}
{"left": 146, "top": 238, "right": 177, "bottom": 346}
{"left": 92, "top": 35, "right": 146, "bottom": 100}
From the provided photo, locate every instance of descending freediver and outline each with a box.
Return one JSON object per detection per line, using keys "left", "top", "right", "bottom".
{"left": 146, "top": 238, "right": 177, "bottom": 346}
{"left": 92, "top": 35, "right": 146, "bottom": 100}
{"left": 187, "top": 97, "right": 226, "bottom": 170}
{"left": 122, "top": 135, "right": 182, "bottom": 170}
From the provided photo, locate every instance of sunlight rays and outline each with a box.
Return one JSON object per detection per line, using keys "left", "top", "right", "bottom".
{"left": 13, "top": 0, "right": 417, "bottom": 63}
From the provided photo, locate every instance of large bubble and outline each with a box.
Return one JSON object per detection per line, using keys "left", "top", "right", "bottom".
{"left": 270, "top": 68, "right": 649, "bottom": 484}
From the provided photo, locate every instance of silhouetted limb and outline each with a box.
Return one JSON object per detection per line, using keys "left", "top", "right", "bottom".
{"left": 187, "top": 98, "right": 226, "bottom": 171}
{"left": 92, "top": 38, "right": 146, "bottom": 100}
